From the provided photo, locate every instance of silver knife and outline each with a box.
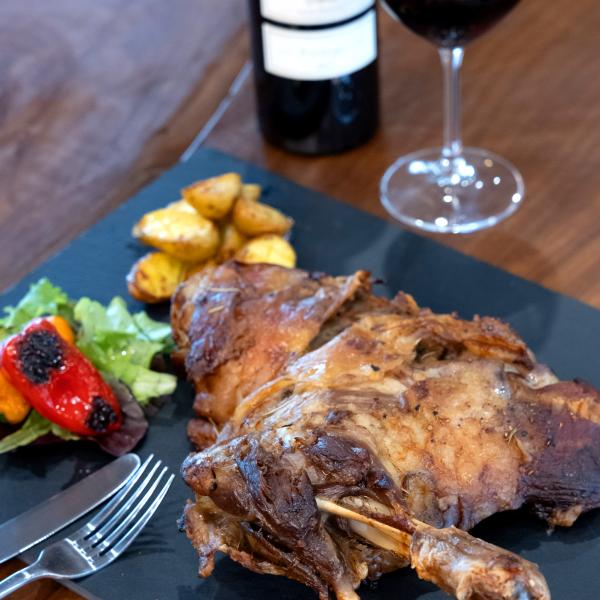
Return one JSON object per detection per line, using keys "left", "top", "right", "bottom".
{"left": 0, "top": 452, "right": 140, "bottom": 564}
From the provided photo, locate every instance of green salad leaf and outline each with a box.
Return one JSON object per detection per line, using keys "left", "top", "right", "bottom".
{"left": 74, "top": 297, "right": 176, "bottom": 405}
{"left": 0, "top": 411, "right": 79, "bottom": 454}
{"left": 0, "top": 279, "right": 74, "bottom": 341}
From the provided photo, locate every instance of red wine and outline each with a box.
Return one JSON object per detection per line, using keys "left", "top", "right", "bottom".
{"left": 383, "top": 0, "right": 520, "bottom": 47}
{"left": 248, "top": 1, "right": 379, "bottom": 155}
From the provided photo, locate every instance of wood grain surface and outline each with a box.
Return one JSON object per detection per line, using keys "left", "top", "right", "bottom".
{"left": 1, "top": 0, "right": 600, "bottom": 599}
{"left": 0, "top": 0, "right": 248, "bottom": 294}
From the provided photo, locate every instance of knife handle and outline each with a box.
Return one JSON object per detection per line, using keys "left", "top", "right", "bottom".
{"left": 0, "top": 561, "right": 45, "bottom": 599}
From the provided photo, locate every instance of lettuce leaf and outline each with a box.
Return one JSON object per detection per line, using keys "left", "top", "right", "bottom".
{"left": 95, "top": 380, "right": 149, "bottom": 456}
{"left": 0, "top": 410, "right": 79, "bottom": 453}
{"left": 0, "top": 279, "right": 74, "bottom": 341}
{"left": 74, "top": 297, "right": 176, "bottom": 404}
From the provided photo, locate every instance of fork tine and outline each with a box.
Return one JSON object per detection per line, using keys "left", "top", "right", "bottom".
{"left": 94, "top": 474, "right": 175, "bottom": 566}
{"left": 82, "top": 459, "right": 163, "bottom": 544}
{"left": 80, "top": 454, "right": 155, "bottom": 537}
{"left": 18, "top": 463, "right": 175, "bottom": 585}
{"left": 90, "top": 466, "right": 170, "bottom": 553}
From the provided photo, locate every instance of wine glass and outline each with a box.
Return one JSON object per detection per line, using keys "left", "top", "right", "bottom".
{"left": 380, "top": 0, "right": 524, "bottom": 234}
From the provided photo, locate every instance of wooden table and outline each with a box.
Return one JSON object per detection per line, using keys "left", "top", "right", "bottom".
{"left": 1, "top": 0, "right": 599, "bottom": 598}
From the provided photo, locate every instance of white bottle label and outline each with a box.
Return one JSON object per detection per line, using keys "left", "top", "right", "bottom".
{"left": 262, "top": 9, "right": 377, "bottom": 81}
{"left": 260, "top": 0, "right": 373, "bottom": 26}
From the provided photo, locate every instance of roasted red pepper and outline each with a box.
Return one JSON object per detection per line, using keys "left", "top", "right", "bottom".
{"left": 0, "top": 319, "right": 122, "bottom": 436}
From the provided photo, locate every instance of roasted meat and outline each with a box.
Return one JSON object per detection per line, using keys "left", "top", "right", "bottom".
{"left": 172, "top": 262, "right": 411, "bottom": 447}
{"left": 177, "top": 264, "right": 600, "bottom": 599}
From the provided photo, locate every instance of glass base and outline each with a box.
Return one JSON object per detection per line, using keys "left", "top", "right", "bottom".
{"left": 380, "top": 147, "right": 525, "bottom": 234}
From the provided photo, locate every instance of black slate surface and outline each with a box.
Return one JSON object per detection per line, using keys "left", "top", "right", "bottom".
{"left": 1, "top": 147, "right": 599, "bottom": 600}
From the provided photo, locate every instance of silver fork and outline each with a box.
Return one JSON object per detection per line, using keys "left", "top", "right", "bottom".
{"left": 0, "top": 454, "right": 174, "bottom": 599}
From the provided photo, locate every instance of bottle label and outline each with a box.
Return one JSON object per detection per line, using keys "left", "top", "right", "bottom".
{"left": 262, "top": 9, "right": 377, "bottom": 81}
{"left": 260, "top": 0, "right": 374, "bottom": 26}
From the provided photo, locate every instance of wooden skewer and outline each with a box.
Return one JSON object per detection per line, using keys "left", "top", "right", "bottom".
{"left": 315, "top": 497, "right": 411, "bottom": 555}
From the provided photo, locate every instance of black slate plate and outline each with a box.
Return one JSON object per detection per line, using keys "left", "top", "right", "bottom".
{"left": 1, "top": 147, "right": 599, "bottom": 600}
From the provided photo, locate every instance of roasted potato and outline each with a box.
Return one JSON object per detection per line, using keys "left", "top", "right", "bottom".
{"left": 166, "top": 198, "right": 196, "bottom": 213}
{"left": 240, "top": 183, "right": 261, "bottom": 203}
{"left": 235, "top": 234, "right": 296, "bottom": 269}
{"left": 128, "top": 172, "right": 298, "bottom": 303}
{"left": 127, "top": 251, "right": 188, "bottom": 303}
{"left": 182, "top": 172, "right": 242, "bottom": 220}
{"left": 232, "top": 196, "right": 293, "bottom": 236}
{"left": 185, "top": 258, "right": 217, "bottom": 279}
{"left": 132, "top": 207, "right": 219, "bottom": 261}
{"left": 217, "top": 223, "right": 247, "bottom": 262}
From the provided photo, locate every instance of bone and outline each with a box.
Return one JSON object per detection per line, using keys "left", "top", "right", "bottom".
{"left": 315, "top": 497, "right": 551, "bottom": 600}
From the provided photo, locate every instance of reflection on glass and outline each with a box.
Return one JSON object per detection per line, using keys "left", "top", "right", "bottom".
{"left": 380, "top": 0, "right": 524, "bottom": 234}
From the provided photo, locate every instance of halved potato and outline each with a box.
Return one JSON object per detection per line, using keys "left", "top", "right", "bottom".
{"left": 132, "top": 207, "right": 219, "bottom": 261}
{"left": 166, "top": 198, "right": 196, "bottom": 213}
{"left": 235, "top": 235, "right": 296, "bottom": 269}
{"left": 182, "top": 173, "right": 242, "bottom": 220}
{"left": 217, "top": 223, "right": 247, "bottom": 262}
{"left": 240, "top": 183, "right": 261, "bottom": 203}
{"left": 127, "top": 251, "right": 188, "bottom": 303}
{"left": 232, "top": 197, "right": 293, "bottom": 236}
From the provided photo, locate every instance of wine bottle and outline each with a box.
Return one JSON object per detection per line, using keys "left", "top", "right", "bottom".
{"left": 247, "top": 0, "right": 379, "bottom": 155}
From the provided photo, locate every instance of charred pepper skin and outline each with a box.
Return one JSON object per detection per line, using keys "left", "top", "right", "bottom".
{"left": 1, "top": 319, "right": 122, "bottom": 436}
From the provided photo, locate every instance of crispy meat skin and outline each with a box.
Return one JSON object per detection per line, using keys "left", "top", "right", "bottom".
{"left": 171, "top": 262, "right": 370, "bottom": 428}
{"left": 172, "top": 261, "right": 409, "bottom": 441}
{"left": 178, "top": 264, "right": 600, "bottom": 599}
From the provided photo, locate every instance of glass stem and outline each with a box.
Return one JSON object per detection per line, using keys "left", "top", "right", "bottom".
{"left": 439, "top": 47, "right": 464, "bottom": 160}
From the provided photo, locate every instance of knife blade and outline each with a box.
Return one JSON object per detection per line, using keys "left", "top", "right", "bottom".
{"left": 0, "top": 452, "right": 140, "bottom": 564}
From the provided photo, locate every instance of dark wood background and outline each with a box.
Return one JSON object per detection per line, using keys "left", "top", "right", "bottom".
{"left": 1, "top": 0, "right": 600, "bottom": 598}
{"left": 1, "top": 0, "right": 599, "bottom": 310}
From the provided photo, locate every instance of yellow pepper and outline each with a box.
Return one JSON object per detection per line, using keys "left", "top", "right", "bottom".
{"left": 0, "top": 368, "right": 30, "bottom": 424}
{"left": 47, "top": 315, "right": 75, "bottom": 345}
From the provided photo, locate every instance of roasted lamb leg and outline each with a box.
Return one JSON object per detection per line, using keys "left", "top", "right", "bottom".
{"left": 180, "top": 281, "right": 600, "bottom": 599}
